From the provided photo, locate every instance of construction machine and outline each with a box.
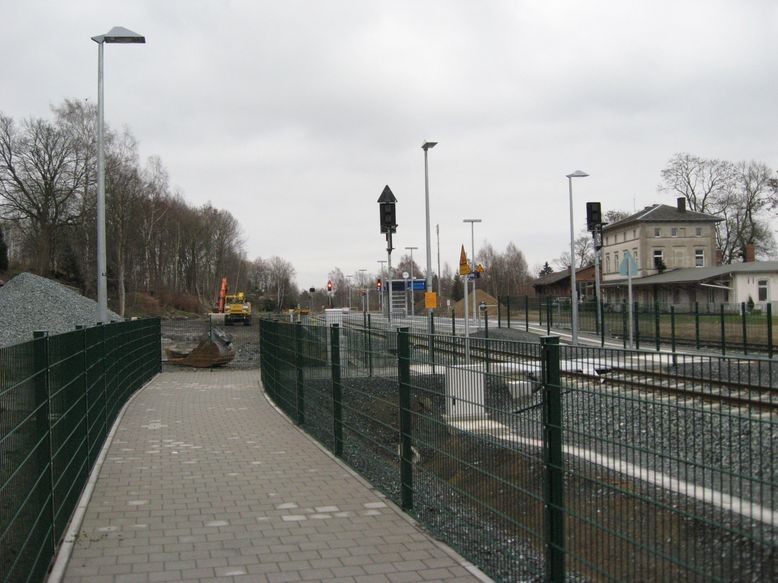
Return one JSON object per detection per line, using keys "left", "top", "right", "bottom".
{"left": 224, "top": 291, "right": 252, "bottom": 326}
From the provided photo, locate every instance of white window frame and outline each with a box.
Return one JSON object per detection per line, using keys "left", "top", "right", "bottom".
{"left": 758, "top": 279, "right": 768, "bottom": 302}
{"left": 654, "top": 227, "right": 661, "bottom": 237}
{"left": 695, "top": 249, "right": 704, "bottom": 267}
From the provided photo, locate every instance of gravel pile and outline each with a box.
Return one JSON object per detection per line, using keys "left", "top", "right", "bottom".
{"left": 0, "top": 273, "right": 121, "bottom": 348}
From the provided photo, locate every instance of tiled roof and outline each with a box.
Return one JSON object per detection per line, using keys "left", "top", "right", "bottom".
{"left": 533, "top": 266, "right": 590, "bottom": 287}
{"left": 604, "top": 204, "right": 721, "bottom": 231}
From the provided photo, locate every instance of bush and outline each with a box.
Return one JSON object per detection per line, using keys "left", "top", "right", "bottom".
{"left": 125, "top": 292, "right": 161, "bottom": 317}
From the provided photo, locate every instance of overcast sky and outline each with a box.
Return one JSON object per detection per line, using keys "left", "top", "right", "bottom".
{"left": 4, "top": 0, "right": 778, "bottom": 288}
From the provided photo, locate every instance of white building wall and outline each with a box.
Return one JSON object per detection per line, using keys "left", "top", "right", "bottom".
{"left": 732, "top": 273, "right": 778, "bottom": 306}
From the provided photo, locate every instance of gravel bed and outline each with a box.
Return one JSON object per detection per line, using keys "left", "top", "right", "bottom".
{"left": 0, "top": 273, "right": 121, "bottom": 348}
{"left": 287, "top": 371, "right": 776, "bottom": 582}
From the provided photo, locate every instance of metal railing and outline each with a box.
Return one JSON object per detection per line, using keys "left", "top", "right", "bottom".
{"left": 0, "top": 319, "right": 161, "bottom": 583}
{"left": 259, "top": 317, "right": 777, "bottom": 582}
{"left": 500, "top": 296, "right": 778, "bottom": 355}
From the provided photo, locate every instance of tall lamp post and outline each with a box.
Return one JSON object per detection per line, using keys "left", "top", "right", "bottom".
{"left": 463, "top": 219, "right": 482, "bottom": 328}
{"left": 566, "top": 170, "right": 589, "bottom": 345}
{"left": 405, "top": 246, "right": 418, "bottom": 316}
{"left": 422, "top": 141, "right": 437, "bottom": 327}
{"left": 92, "top": 26, "right": 145, "bottom": 323}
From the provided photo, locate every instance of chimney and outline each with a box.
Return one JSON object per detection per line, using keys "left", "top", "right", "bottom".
{"left": 677, "top": 197, "right": 686, "bottom": 212}
{"left": 715, "top": 249, "right": 724, "bottom": 266}
{"left": 745, "top": 243, "right": 755, "bottom": 263}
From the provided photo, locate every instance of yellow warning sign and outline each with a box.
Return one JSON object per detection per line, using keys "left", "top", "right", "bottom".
{"left": 424, "top": 292, "right": 437, "bottom": 309}
{"left": 459, "top": 245, "right": 469, "bottom": 276}
{"left": 475, "top": 264, "right": 484, "bottom": 273}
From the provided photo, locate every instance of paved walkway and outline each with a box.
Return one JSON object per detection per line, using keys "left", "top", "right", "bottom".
{"left": 57, "top": 370, "right": 487, "bottom": 583}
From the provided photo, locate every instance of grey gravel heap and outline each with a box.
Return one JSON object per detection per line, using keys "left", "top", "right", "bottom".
{"left": 0, "top": 273, "right": 121, "bottom": 348}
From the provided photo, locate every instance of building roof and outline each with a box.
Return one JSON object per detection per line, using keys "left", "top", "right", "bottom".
{"left": 604, "top": 204, "right": 721, "bottom": 231}
{"left": 603, "top": 261, "right": 778, "bottom": 287}
{"left": 532, "top": 266, "right": 592, "bottom": 288}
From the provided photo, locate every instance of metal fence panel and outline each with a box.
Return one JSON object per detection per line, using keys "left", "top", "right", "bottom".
{"left": 0, "top": 318, "right": 160, "bottom": 583}
{"left": 260, "top": 316, "right": 777, "bottom": 582}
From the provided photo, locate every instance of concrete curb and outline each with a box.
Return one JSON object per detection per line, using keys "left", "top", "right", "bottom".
{"left": 46, "top": 377, "right": 156, "bottom": 583}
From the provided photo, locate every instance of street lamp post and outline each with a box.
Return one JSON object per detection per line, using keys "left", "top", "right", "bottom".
{"left": 92, "top": 26, "right": 145, "bottom": 323}
{"left": 346, "top": 274, "right": 353, "bottom": 310}
{"left": 422, "top": 142, "right": 437, "bottom": 327}
{"left": 463, "top": 219, "right": 481, "bottom": 328}
{"left": 405, "top": 246, "right": 418, "bottom": 316}
{"left": 566, "top": 170, "right": 589, "bottom": 345}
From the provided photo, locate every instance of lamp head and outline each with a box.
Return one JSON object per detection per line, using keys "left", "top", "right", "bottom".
{"left": 92, "top": 26, "right": 146, "bottom": 44}
{"left": 566, "top": 170, "right": 589, "bottom": 179}
{"left": 422, "top": 141, "right": 438, "bottom": 151}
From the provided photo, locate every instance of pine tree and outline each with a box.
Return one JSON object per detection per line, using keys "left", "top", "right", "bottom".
{"left": 539, "top": 262, "right": 554, "bottom": 277}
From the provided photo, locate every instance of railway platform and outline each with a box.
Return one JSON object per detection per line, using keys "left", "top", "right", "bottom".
{"left": 52, "top": 370, "right": 488, "bottom": 583}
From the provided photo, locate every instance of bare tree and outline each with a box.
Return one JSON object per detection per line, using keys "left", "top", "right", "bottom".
{"left": 0, "top": 114, "right": 87, "bottom": 273}
{"left": 659, "top": 154, "right": 776, "bottom": 262}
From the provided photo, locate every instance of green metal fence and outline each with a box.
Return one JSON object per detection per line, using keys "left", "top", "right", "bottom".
{"left": 0, "top": 319, "right": 161, "bottom": 583}
{"left": 259, "top": 317, "right": 777, "bottom": 582}
{"left": 499, "top": 296, "right": 778, "bottom": 356}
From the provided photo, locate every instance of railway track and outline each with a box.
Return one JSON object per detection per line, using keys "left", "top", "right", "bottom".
{"left": 336, "top": 322, "right": 778, "bottom": 411}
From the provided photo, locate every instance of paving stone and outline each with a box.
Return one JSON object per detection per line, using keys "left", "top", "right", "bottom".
{"left": 59, "top": 370, "right": 486, "bottom": 583}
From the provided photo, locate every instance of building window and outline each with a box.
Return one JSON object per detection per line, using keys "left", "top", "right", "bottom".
{"left": 758, "top": 280, "right": 768, "bottom": 302}
{"left": 632, "top": 229, "right": 636, "bottom": 239}
{"left": 695, "top": 249, "right": 704, "bottom": 267}
{"left": 671, "top": 227, "right": 678, "bottom": 237}
{"left": 633, "top": 248, "right": 638, "bottom": 267}
{"left": 614, "top": 252, "right": 619, "bottom": 270}
{"left": 606, "top": 254, "right": 611, "bottom": 273}
{"left": 695, "top": 227, "right": 702, "bottom": 237}
{"left": 653, "top": 249, "right": 664, "bottom": 270}
{"left": 654, "top": 227, "right": 661, "bottom": 237}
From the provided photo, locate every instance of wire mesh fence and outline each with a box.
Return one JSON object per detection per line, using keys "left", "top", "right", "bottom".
{"left": 259, "top": 317, "right": 777, "bottom": 582}
{"left": 0, "top": 319, "right": 161, "bottom": 583}
{"left": 499, "top": 296, "right": 778, "bottom": 356}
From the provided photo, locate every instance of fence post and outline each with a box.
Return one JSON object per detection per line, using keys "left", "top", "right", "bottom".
{"left": 720, "top": 304, "right": 726, "bottom": 356}
{"left": 525, "top": 295, "right": 529, "bottom": 333}
{"left": 600, "top": 298, "right": 605, "bottom": 348}
{"left": 546, "top": 297, "right": 551, "bottom": 335}
{"left": 768, "top": 303, "right": 773, "bottom": 359}
{"left": 634, "top": 302, "right": 640, "bottom": 350}
{"left": 695, "top": 302, "right": 700, "bottom": 351}
{"left": 295, "top": 322, "right": 305, "bottom": 426}
{"left": 76, "top": 325, "right": 91, "bottom": 468}
{"left": 330, "top": 324, "right": 343, "bottom": 457}
{"left": 397, "top": 327, "right": 413, "bottom": 511}
{"left": 671, "top": 306, "right": 677, "bottom": 365}
{"left": 451, "top": 309, "right": 456, "bottom": 336}
{"left": 497, "top": 296, "right": 502, "bottom": 328}
{"left": 654, "top": 301, "right": 661, "bottom": 352}
{"left": 484, "top": 309, "right": 490, "bottom": 374}
{"left": 741, "top": 302, "right": 748, "bottom": 355}
{"left": 429, "top": 312, "right": 436, "bottom": 374}
{"left": 622, "top": 300, "right": 628, "bottom": 349}
{"left": 367, "top": 314, "right": 374, "bottom": 377}
{"left": 541, "top": 336, "right": 564, "bottom": 582}
{"left": 33, "top": 331, "right": 56, "bottom": 554}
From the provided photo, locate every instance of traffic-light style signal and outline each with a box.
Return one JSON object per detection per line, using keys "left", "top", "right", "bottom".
{"left": 376, "top": 278, "right": 382, "bottom": 290}
{"left": 327, "top": 280, "right": 333, "bottom": 292}
{"left": 586, "top": 202, "right": 602, "bottom": 231}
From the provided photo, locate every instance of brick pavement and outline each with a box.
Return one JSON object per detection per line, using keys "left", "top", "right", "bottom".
{"left": 57, "top": 370, "right": 488, "bottom": 583}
